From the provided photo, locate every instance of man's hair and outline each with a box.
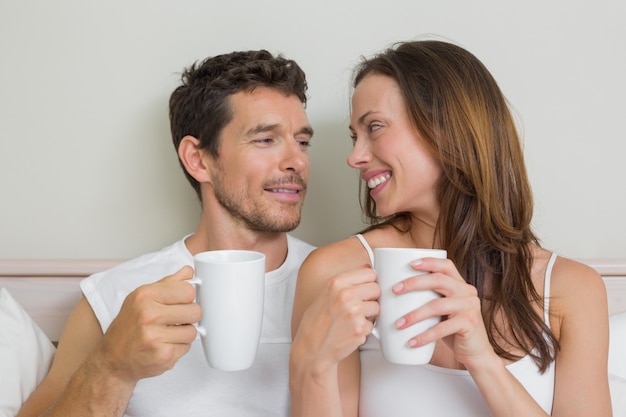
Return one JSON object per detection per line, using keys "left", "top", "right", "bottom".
{"left": 169, "top": 50, "right": 308, "bottom": 198}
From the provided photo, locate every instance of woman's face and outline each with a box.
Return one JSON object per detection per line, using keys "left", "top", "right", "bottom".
{"left": 348, "top": 73, "right": 441, "bottom": 222}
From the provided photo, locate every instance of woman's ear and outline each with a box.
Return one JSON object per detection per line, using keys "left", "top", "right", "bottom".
{"left": 178, "top": 135, "right": 212, "bottom": 183}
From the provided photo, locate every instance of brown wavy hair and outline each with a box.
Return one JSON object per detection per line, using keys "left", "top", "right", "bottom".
{"left": 353, "top": 40, "right": 558, "bottom": 371}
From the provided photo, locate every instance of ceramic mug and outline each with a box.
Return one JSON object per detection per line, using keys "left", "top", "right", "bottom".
{"left": 372, "top": 248, "right": 447, "bottom": 365}
{"left": 189, "top": 250, "right": 265, "bottom": 371}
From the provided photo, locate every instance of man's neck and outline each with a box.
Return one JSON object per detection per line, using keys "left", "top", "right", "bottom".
{"left": 184, "top": 219, "right": 289, "bottom": 272}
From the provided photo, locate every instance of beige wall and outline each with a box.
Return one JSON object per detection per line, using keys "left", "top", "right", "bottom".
{"left": 1, "top": 0, "right": 625, "bottom": 260}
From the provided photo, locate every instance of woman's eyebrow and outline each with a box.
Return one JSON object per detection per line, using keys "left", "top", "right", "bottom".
{"left": 349, "top": 110, "right": 375, "bottom": 131}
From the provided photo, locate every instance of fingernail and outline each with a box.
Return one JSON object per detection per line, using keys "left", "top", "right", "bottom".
{"left": 394, "top": 317, "right": 406, "bottom": 328}
{"left": 407, "top": 339, "right": 417, "bottom": 347}
{"left": 392, "top": 282, "right": 404, "bottom": 292}
{"left": 410, "top": 259, "right": 423, "bottom": 267}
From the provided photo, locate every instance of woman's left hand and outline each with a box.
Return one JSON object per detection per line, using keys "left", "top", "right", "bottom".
{"left": 391, "top": 257, "right": 496, "bottom": 370}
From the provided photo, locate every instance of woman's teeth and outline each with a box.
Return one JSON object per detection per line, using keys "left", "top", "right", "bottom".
{"left": 367, "top": 173, "right": 391, "bottom": 189}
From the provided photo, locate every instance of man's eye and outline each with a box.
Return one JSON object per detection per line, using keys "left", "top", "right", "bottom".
{"left": 297, "top": 139, "right": 311, "bottom": 148}
{"left": 369, "top": 123, "right": 383, "bottom": 133}
{"left": 254, "top": 138, "right": 274, "bottom": 144}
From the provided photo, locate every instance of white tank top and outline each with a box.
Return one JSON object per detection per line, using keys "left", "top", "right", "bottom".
{"left": 354, "top": 234, "right": 556, "bottom": 416}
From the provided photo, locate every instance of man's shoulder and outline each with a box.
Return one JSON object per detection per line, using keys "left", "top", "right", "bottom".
{"left": 84, "top": 237, "right": 192, "bottom": 290}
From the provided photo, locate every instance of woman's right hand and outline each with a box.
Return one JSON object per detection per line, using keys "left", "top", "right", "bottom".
{"left": 292, "top": 264, "right": 381, "bottom": 374}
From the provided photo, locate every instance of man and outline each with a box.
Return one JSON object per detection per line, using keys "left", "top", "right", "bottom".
{"left": 18, "top": 50, "right": 315, "bottom": 417}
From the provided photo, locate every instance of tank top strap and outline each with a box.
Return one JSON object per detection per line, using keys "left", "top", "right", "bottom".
{"left": 353, "top": 234, "right": 375, "bottom": 266}
{"left": 543, "top": 253, "right": 558, "bottom": 327}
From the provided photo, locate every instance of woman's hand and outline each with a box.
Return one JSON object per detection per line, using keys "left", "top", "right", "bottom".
{"left": 390, "top": 257, "right": 495, "bottom": 370}
{"left": 292, "top": 265, "right": 381, "bottom": 374}
{"left": 290, "top": 258, "right": 381, "bottom": 417}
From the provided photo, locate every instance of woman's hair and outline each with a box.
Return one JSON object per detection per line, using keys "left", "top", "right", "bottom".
{"left": 353, "top": 40, "right": 558, "bottom": 371}
{"left": 169, "top": 50, "right": 308, "bottom": 199}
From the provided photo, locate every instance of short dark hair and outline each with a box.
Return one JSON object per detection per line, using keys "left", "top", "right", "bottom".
{"left": 169, "top": 50, "right": 308, "bottom": 198}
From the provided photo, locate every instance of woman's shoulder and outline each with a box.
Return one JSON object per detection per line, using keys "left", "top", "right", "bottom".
{"left": 302, "top": 235, "right": 371, "bottom": 276}
{"left": 532, "top": 246, "right": 601, "bottom": 286}
{"left": 544, "top": 249, "right": 607, "bottom": 316}
{"left": 299, "top": 227, "right": 407, "bottom": 282}
{"left": 551, "top": 252, "right": 604, "bottom": 289}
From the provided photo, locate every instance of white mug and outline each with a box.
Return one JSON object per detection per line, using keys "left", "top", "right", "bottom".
{"left": 189, "top": 250, "right": 265, "bottom": 371}
{"left": 373, "top": 248, "right": 447, "bottom": 365}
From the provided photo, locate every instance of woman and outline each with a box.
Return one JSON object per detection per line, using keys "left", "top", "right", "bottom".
{"left": 289, "top": 40, "right": 611, "bottom": 416}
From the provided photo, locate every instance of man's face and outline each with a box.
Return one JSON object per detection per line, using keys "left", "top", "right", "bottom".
{"left": 207, "top": 87, "right": 312, "bottom": 233}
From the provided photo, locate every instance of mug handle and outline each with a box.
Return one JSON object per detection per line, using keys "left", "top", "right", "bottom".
{"left": 187, "top": 277, "right": 201, "bottom": 286}
{"left": 186, "top": 277, "right": 206, "bottom": 337}
{"left": 370, "top": 321, "right": 380, "bottom": 340}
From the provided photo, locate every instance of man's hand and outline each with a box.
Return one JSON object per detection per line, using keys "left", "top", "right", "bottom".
{"left": 97, "top": 266, "right": 202, "bottom": 382}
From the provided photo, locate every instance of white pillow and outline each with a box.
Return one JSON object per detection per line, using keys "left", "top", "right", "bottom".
{"left": 0, "top": 287, "right": 56, "bottom": 416}
{"left": 609, "top": 311, "right": 626, "bottom": 380}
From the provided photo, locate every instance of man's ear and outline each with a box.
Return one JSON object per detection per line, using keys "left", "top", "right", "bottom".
{"left": 178, "top": 135, "right": 213, "bottom": 183}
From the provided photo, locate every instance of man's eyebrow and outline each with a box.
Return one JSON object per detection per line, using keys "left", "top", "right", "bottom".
{"left": 246, "top": 123, "right": 279, "bottom": 136}
{"left": 245, "top": 124, "right": 314, "bottom": 137}
{"left": 298, "top": 126, "right": 314, "bottom": 137}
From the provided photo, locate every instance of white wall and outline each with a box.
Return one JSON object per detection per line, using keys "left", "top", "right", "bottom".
{"left": 1, "top": 0, "right": 624, "bottom": 261}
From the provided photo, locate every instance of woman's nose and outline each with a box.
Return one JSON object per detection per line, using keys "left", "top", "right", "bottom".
{"left": 347, "top": 137, "right": 371, "bottom": 169}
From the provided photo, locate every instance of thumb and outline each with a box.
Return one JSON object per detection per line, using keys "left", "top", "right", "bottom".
{"left": 154, "top": 266, "right": 196, "bottom": 305}
{"left": 162, "top": 265, "right": 195, "bottom": 282}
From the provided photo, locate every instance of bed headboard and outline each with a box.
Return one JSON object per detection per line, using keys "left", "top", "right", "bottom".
{"left": 0, "top": 258, "right": 625, "bottom": 342}
{"left": 0, "top": 259, "right": 122, "bottom": 341}
{"left": 590, "top": 259, "right": 626, "bottom": 316}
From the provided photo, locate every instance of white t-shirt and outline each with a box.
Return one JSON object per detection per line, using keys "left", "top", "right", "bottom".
{"left": 80, "top": 234, "right": 314, "bottom": 417}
